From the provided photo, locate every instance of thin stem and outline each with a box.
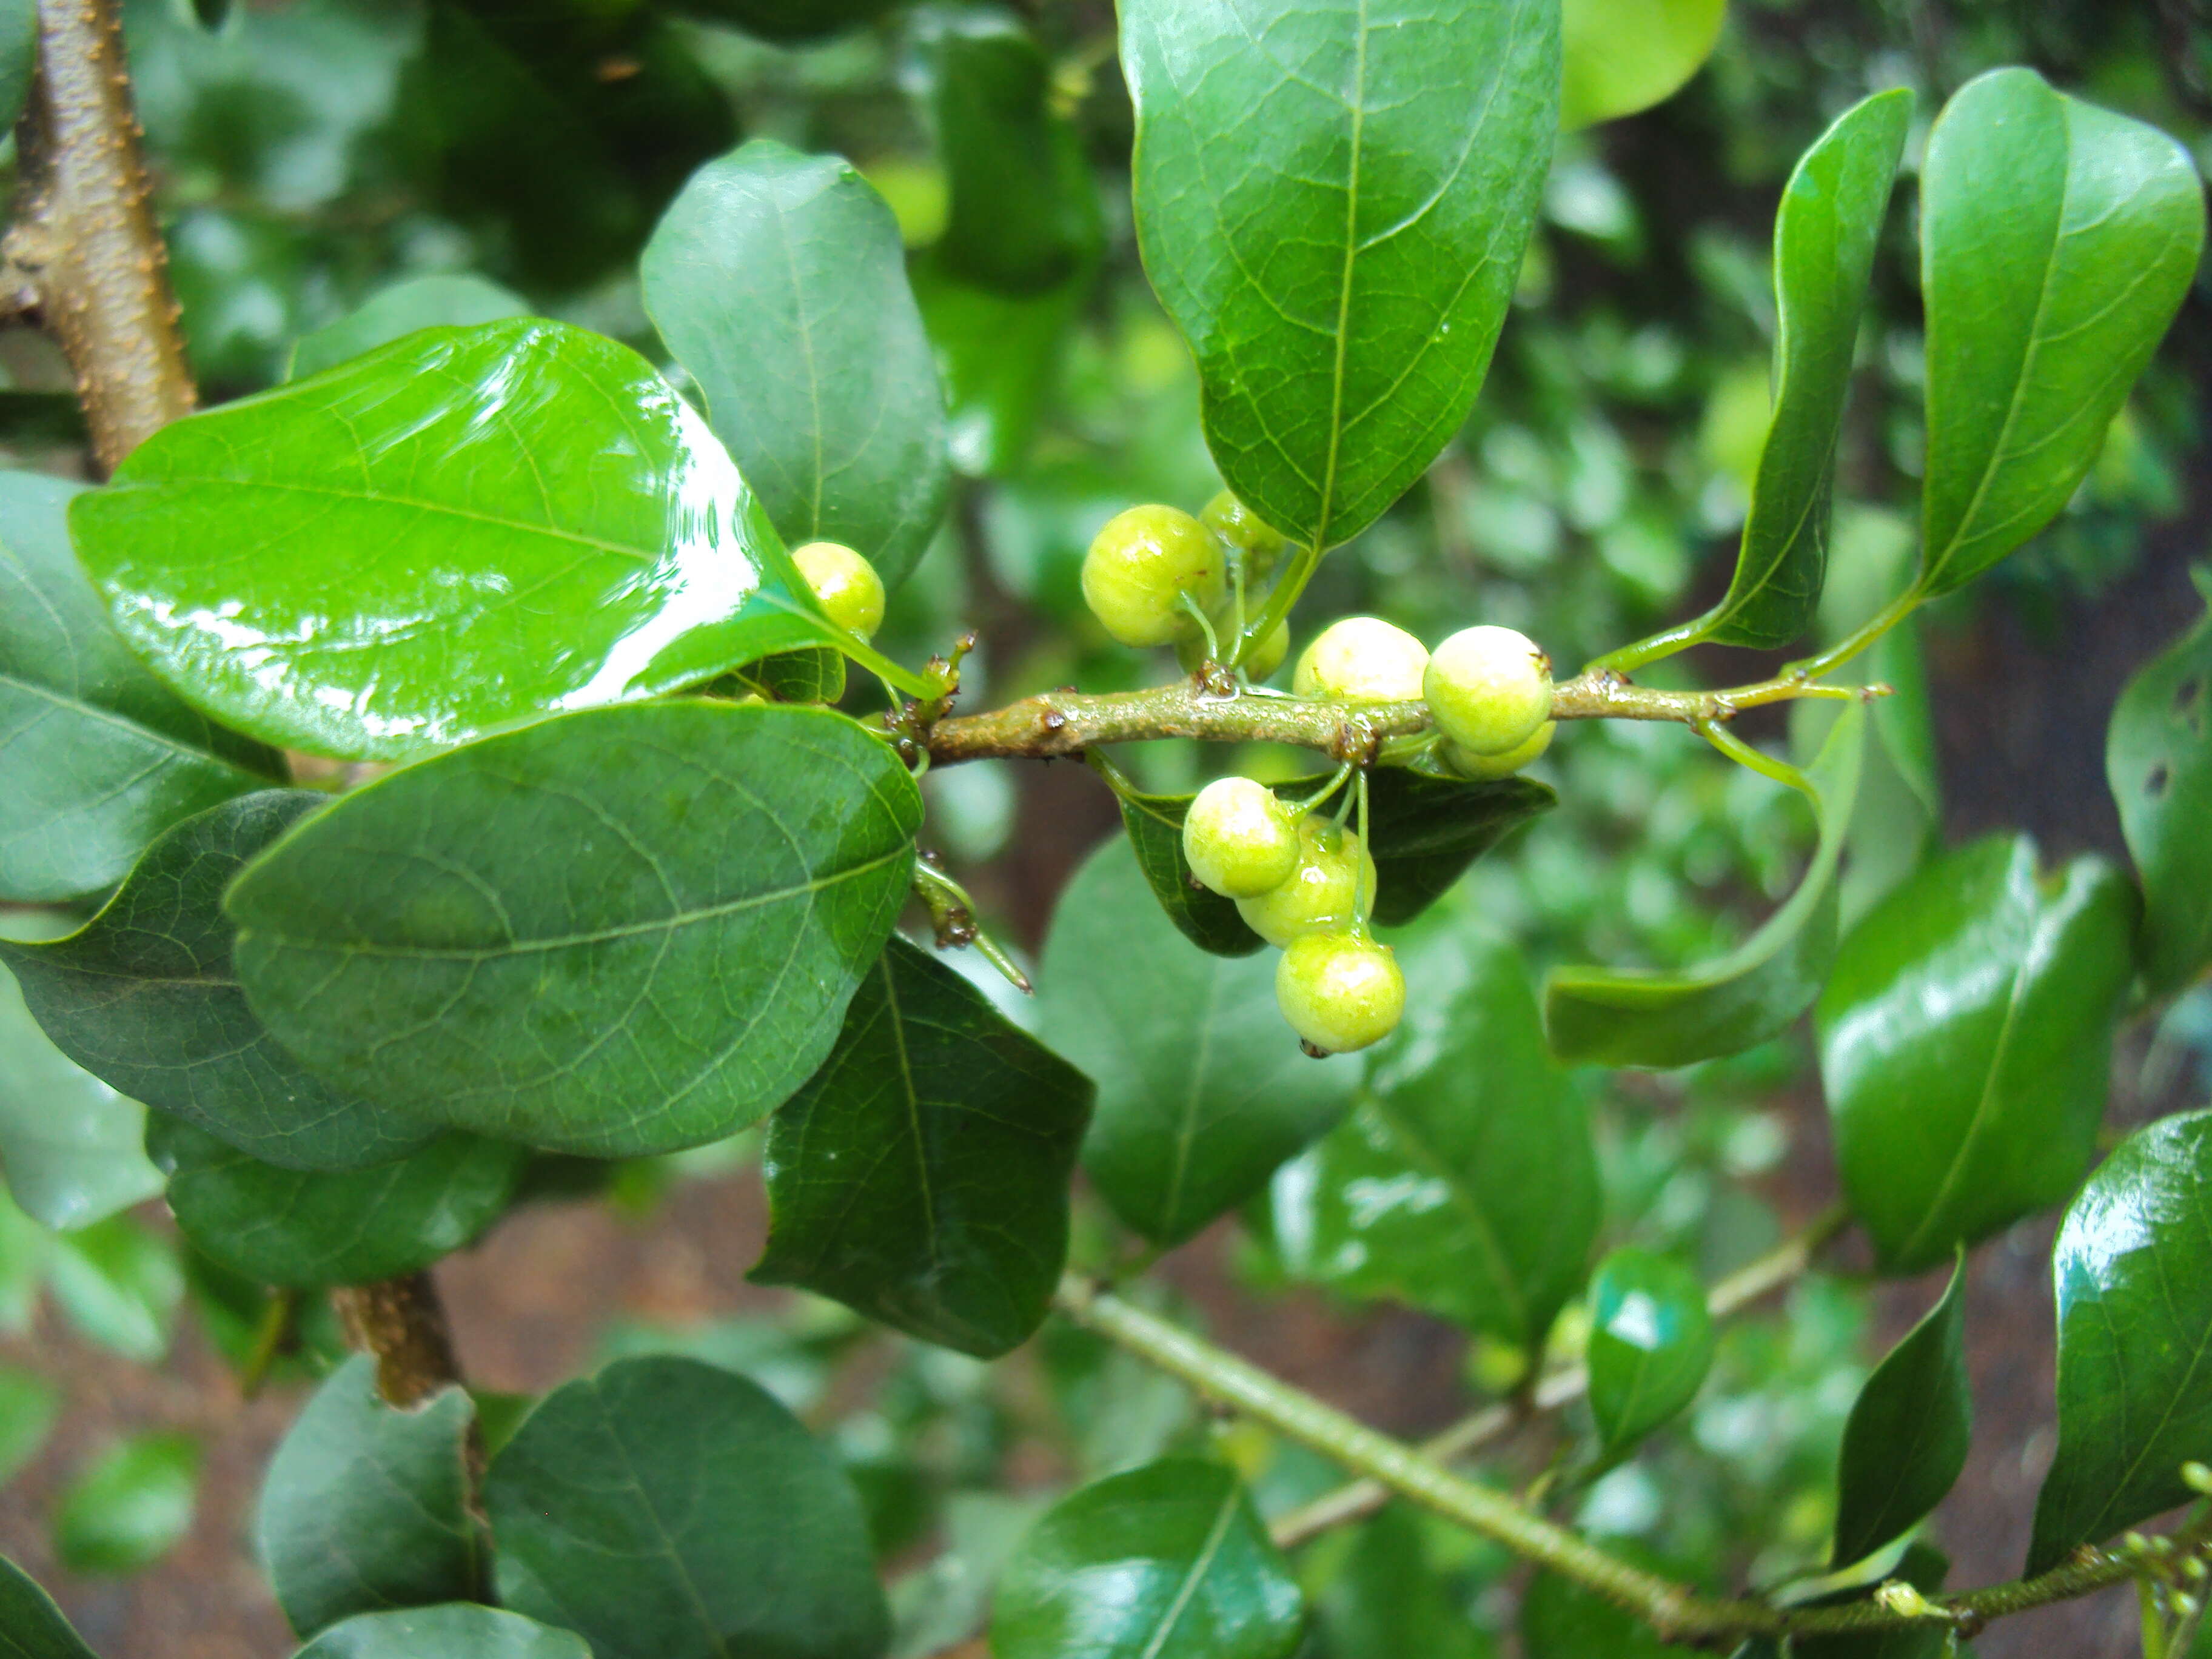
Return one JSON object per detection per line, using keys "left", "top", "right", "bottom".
{"left": 1697, "top": 718, "right": 1815, "bottom": 799}
{"left": 1786, "top": 587, "right": 1923, "bottom": 682}
{"left": 1588, "top": 612, "right": 1715, "bottom": 676}
{"left": 1238, "top": 538, "right": 1324, "bottom": 668}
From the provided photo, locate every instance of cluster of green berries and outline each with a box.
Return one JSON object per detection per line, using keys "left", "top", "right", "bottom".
{"left": 1293, "top": 614, "right": 1555, "bottom": 779}
{"left": 1081, "top": 492, "right": 1291, "bottom": 674}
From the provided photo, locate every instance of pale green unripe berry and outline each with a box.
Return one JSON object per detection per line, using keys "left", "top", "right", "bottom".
{"left": 1199, "top": 491, "right": 1289, "bottom": 580}
{"left": 1182, "top": 777, "right": 1299, "bottom": 899}
{"left": 1424, "top": 625, "right": 1552, "bottom": 756}
{"left": 1443, "top": 720, "right": 1555, "bottom": 780}
{"left": 1242, "top": 618, "right": 1290, "bottom": 680}
{"left": 1081, "top": 505, "right": 1227, "bottom": 648}
{"left": 1292, "top": 617, "right": 1429, "bottom": 703}
{"left": 1236, "top": 818, "right": 1376, "bottom": 947}
{"left": 792, "top": 541, "right": 886, "bottom": 642}
{"left": 1275, "top": 932, "right": 1405, "bottom": 1054}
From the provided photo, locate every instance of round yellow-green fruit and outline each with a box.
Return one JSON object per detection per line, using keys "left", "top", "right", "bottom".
{"left": 791, "top": 541, "right": 886, "bottom": 642}
{"left": 1275, "top": 932, "right": 1405, "bottom": 1054}
{"left": 1241, "top": 618, "right": 1290, "bottom": 679}
{"left": 1443, "top": 720, "right": 1555, "bottom": 780}
{"left": 1424, "top": 625, "right": 1552, "bottom": 756}
{"left": 1199, "top": 490, "right": 1289, "bottom": 579}
{"left": 1182, "top": 777, "right": 1299, "bottom": 899}
{"left": 1236, "top": 818, "right": 1376, "bottom": 947}
{"left": 1081, "top": 505, "right": 1227, "bottom": 648}
{"left": 1292, "top": 617, "right": 1429, "bottom": 703}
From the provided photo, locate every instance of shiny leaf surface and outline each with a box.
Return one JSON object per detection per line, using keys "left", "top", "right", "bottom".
{"left": 643, "top": 139, "right": 948, "bottom": 590}
{"left": 1820, "top": 835, "right": 2136, "bottom": 1275}
{"left": 0, "top": 963, "right": 163, "bottom": 1232}
{"left": 1109, "top": 774, "right": 1267, "bottom": 958}
{"left": 53, "top": 1430, "right": 199, "bottom": 1575}
{"left": 295, "top": 1606, "right": 590, "bottom": 1659}
{"left": 993, "top": 1459, "right": 1302, "bottom": 1659}
{"left": 754, "top": 937, "right": 1092, "bottom": 1357}
{"left": 73, "top": 318, "right": 844, "bottom": 761}
{"left": 1040, "top": 839, "right": 1358, "bottom": 1246}
{"left": 1123, "top": 0, "right": 1557, "bottom": 551}
{"left": 2029, "top": 1110, "right": 2212, "bottom": 1574}
{"left": 1587, "top": 1247, "right": 1715, "bottom": 1457}
{"left": 1546, "top": 703, "right": 1866, "bottom": 1068}
{"left": 1558, "top": 0, "right": 1724, "bottom": 130}
{"left": 228, "top": 702, "right": 920, "bottom": 1158}
{"left": 2108, "top": 599, "right": 2212, "bottom": 993}
{"left": 0, "top": 1553, "right": 100, "bottom": 1659}
{"left": 1918, "top": 69, "right": 2205, "bottom": 597}
{"left": 2, "top": 791, "right": 434, "bottom": 1171}
{"left": 1831, "top": 1256, "right": 1970, "bottom": 1567}
{"left": 486, "top": 1356, "right": 889, "bottom": 1659}
{"left": 287, "top": 273, "right": 531, "bottom": 381}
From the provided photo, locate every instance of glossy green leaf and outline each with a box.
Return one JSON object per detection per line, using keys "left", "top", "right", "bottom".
{"left": 1700, "top": 91, "right": 1909, "bottom": 649}
{"left": 1917, "top": 68, "right": 2205, "bottom": 598}
{"left": 228, "top": 702, "right": 920, "bottom": 1158}
{"left": 2, "top": 792, "right": 434, "bottom": 1172}
{"left": 1587, "top": 1248, "right": 1715, "bottom": 1457}
{"left": 643, "top": 139, "right": 948, "bottom": 591}
{"left": 1820, "top": 834, "right": 2137, "bottom": 1275}
{"left": 73, "top": 318, "right": 846, "bottom": 762}
{"left": 257, "top": 1355, "right": 480, "bottom": 1638}
{"left": 0, "top": 964, "right": 163, "bottom": 1233}
{"left": 1545, "top": 703, "right": 1866, "bottom": 1068}
{"left": 0, "top": 1553, "right": 101, "bottom": 1659}
{"left": 46, "top": 1214, "right": 180, "bottom": 1363}
{"left": 2028, "top": 1110, "right": 2212, "bottom": 1574}
{"left": 1831, "top": 1255, "right": 1970, "bottom": 1567}
{"left": 0, "top": 1365, "right": 58, "bottom": 1486}
{"left": 1316, "top": 1504, "right": 1487, "bottom": 1659}
{"left": 295, "top": 1605, "right": 590, "bottom": 1659}
{"left": 2108, "top": 599, "right": 2212, "bottom": 993}
{"left": 0, "top": 469, "right": 278, "bottom": 902}
{"left": 1558, "top": 0, "right": 1724, "bottom": 130}
{"left": 1123, "top": 0, "right": 1558, "bottom": 552}
{"left": 1109, "top": 776, "right": 1267, "bottom": 959}
{"left": 914, "top": 258, "right": 1084, "bottom": 478}
{"left": 994, "top": 1459, "right": 1302, "bottom": 1659}
{"left": 287, "top": 273, "right": 531, "bottom": 381}
{"left": 1267, "top": 922, "right": 1597, "bottom": 1350}
{"left": 1040, "top": 839, "right": 1358, "bottom": 1247}
{"left": 150, "top": 1118, "right": 521, "bottom": 1290}
{"left": 486, "top": 1355, "right": 889, "bottom": 1659}
{"left": 53, "top": 1430, "right": 199, "bottom": 1575}
{"left": 754, "top": 937, "right": 1090, "bottom": 1357}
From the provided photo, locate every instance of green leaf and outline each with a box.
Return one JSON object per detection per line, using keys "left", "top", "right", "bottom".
{"left": 1917, "top": 68, "right": 2205, "bottom": 598}
{"left": 1820, "top": 834, "right": 2137, "bottom": 1275}
{"left": 0, "top": 964, "right": 163, "bottom": 1232}
{"left": 1039, "top": 839, "right": 1358, "bottom": 1247}
{"left": 287, "top": 273, "right": 531, "bottom": 381}
{"left": 0, "top": 1553, "right": 101, "bottom": 1659}
{"left": 1558, "top": 0, "right": 1724, "bottom": 130}
{"left": 913, "top": 258, "right": 1084, "bottom": 478}
{"left": 228, "top": 702, "right": 920, "bottom": 1158}
{"left": 2, "top": 792, "right": 435, "bottom": 1171}
{"left": 0, "top": 1364, "right": 58, "bottom": 1485}
{"left": 754, "top": 937, "right": 1090, "bottom": 1357}
{"left": 1700, "top": 91, "right": 1909, "bottom": 649}
{"left": 72, "top": 318, "right": 847, "bottom": 762}
{"left": 1267, "top": 920, "right": 1596, "bottom": 1350}
{"left": 662, "top": 0, "right": 898, "bottom": 44}
{"left": 2028, "top": 1109, "right": 2212, "bottom": 1575}
{"left": 1545, "top": 703, "right": 1868, "bottom": 1068}
{"left": 642, "top": 139, "right": 948, "bottom": 591}
{"left": 1831, "top": 1255, "right": 1970, "bottom": 1567}
{"left": 1109, "top": 777, "right": 1267, "bottom": 959}
{"left": 150, "top": 1118, "right": 521, "bottom": 1290}
{"left": 1316, "top": 1504, "right": 1487, "bottom": 1659}
{"left": 1792, "top": 1543, "right": 1951, "bottom": 1659}
{"left": 1122, "top": 0, "right": 1558, "bottom": 552}
{"left": 1522, "top": 1558, "right": 1693, "bottom": 1657}
{"left": 1586, "top": 1248, "right": 1715, "bottom": 1458}
{"left": 993, "top": 1459, "right": 1302, "bottom": 1659}
{"left": 257, "top": 1354, "right": 480, "bottom": 1638}
{"left": 0, "top": 469, "right": 278, "bottom": 902}
{"left": 2108, "top": 600, "right": 2212, "bottom": 993}
{"left": 53, "top": 1430, "right": 199, "bottom": 1575}
{"left": 0, "top": 0, "right": 35, "bottom": 133}
{"left": 295, "top": 1605, "right": 591, "bottom": 1659}
{"left": 46, "top": 1214, "right": 180, "bottom": 1363}
{"left": 486, "top": 1355, "right": 889, "bottom": 1659}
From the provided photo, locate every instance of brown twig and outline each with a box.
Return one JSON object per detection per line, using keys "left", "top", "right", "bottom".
{"left": 332, "top": 1273, "right": 466, "bottom": 1410}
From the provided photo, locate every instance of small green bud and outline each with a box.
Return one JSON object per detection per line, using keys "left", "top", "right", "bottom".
{"left": 1236, "top": 817, "right": 1375, "bottom": 947}
{"left": 1292, "top": 617, "right": 1429, "bottom": 703}
{"left": 1424, "top": 625, "right": 1552, "bottom": 756}
{"left": 1081, "top": 505, "right": 1227, "bottom": 648}
{"left": 1442, "top": 720, "right": 1554, "bottom": 780}
{"left": 1275, "top": 931, "right": 1404, "bottom": 1054}
{"left": 792, "top": 541, "right": 886, "bottom": 642}
{"left": 1199, "top": 490, "right": 1289, "bottom": 579}
{"left": 1183, "top": 777, "right": 1300, "bottom": 899}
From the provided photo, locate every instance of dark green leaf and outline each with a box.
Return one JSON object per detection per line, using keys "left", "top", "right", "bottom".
{"left": 52, "top": 1431, "right": 199, "bottom": 1575}
{"left": 0, "top": 0, "right": 33, "bottom": 132}
{"left": 1586, "top": 1248, "right": 1715, "bottom": 1457}
{"left": 46, "top": 1215, "right": 180, "bottom": 1363}
{"left": 993, "top": 1459, "right": 1302, "bottom": 1659}
{"left": 0, "top": 1364, "right": 58, "bottom": 1485}
{"left": 1110, "top": 777, "right": 1266, "bottom": 959}
{"left": 2028, "top": 1109, "right": 2212, "bottom": 1574}
{"left": 0, "top": 1553, "right": 101, "bottom": 1659}
{"left": 1546, "top": 703, "right": 1867, "bottom": 1068}
{"left": 1123, "top": 0, "right": 1557, "bottom": 551}
{"left": 0, "top": 963, "right": 163, "bottom": 1232}
{"left": 1701, "top": 91, "right": 1909, "bottom": 649}
{"left": 486, "top": 1355, "right": 889, "bottom": 1659}
{"left": 1820, "top": 835, "right": 2137, "bottom": 1275}
{"left": 1917, "top": 68, "right": 2205, "bottom": 598}
{"left": 1558, "top": 0, "right": 1723, "bottom": 130}
{"left": 2108, "top": 599, "right": 2212, "bottom": 993}
{"left": 1522, "top": 1559, "right": 1693, "bottom": 1657}
{"left": 753, "top": 937, "right": 1091, "bottom": 1357}
{"left": 1267, "top": 921, "right": 1597, "bottom": 1351}
{"left": 150, "top": 1118, "right": 521, "bottom": 1289}
{"left": 287, "top": 273, "right": 530, "bottom": 381}
{"left": 228, "top": 702, "right": 920, "bottom": 1158}
{"left": 1831, "top": 1256, "right": 1970, "bottom": 1567}
{"left": 913, "top": 257, "right": 1084, "bottom": 478}
{"left": 257, "top": 1355, "right": 480, "bottom": 1638}
{"left": 73, "top": 319, "right": 846, "bottom": 762}
{"left": 1039, "top": 839, "right": 1358, "bottom": 1247}
{"left": 295, "top": 1605, "right": 590, "bottom": 1659}
{"left": 643, "top": 139, "right": 948, "bottom": 591}
{"left": 0, "top": 469, "right": 277, "bottom": 902}
{"left": 1316, "top": 1504, "right": 1487, "bottom": 1659}
{"left": 2, "top": 792, "right": 434, "bottom": 1171}
{"left": 1793, "top": 1543, "right": 1951, "bottom": 1659}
